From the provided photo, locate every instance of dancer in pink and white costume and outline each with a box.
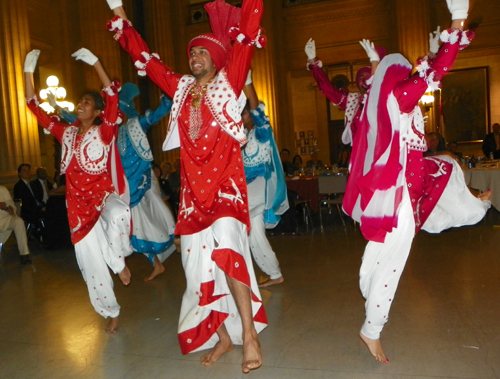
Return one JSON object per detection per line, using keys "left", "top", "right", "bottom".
{"left": 341, "top": 0, "right": 491, "bottom": 363}
{"left": 305, "top": 38, "right": 384, "bottom": 146}
{"left": 105, "top": 0, "right": 267, "bottom": 372}
{"left": 24, "top": 48, "right": 133, "bottom": 334}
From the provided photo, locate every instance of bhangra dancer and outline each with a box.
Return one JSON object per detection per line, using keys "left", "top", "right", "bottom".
{"left": 105, "top": 0, "right": 267, "bottom": 372}
{"left": 305, "top": 38, "right": 385, "bottom": 146}
{"left": 24, "top": 48, "right": 133, "bottom": 334}
{"left": 50, "top": 83, "right": 177, "bottom": 281}
{"left": 242, "top": 70, "right": 288, "bottom": 287}
{"left": 339, "top": 0, "right": 491, "bottom": 363}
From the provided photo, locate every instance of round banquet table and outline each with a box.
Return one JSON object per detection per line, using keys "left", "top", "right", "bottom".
{"left": 463, "top": 166, "right": 500, "bottom": 209}
{"left": 285, "top": 177, "right": 319, "bottom": 212}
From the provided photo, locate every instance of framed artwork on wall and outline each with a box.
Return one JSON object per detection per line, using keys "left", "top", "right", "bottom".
{"left": 441, "top": 67, "right": 490, "bottom": 142}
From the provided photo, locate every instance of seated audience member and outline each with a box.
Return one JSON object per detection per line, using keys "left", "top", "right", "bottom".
{"left": 31, "top": 167, "right": 54, "bottom": 207}
{"left": 43, "top": 175, "right": 71, "bottom": 249}
{"left": 482, "top": 123, "right": 500, "bottom": 159}
{"left": 280, "top": 148, "right": 298, "bottom": 176}
{"left": 160, "top": 161, "right": 172, "bottom": 180}
{"left": 0, "top": 185, "right": 32, "bottom": 264}
{"left": 424, "top": 132, "right": 443, "bottom": 156}
{"left": 337, "top": 149, "right": 350, "bottom": 169}
{"left": 13, "top": 163, "right": 44, "bottom": 225}
{"left": 293, "top": 154, "right": 303, "bottom": 171}
{"left": 447, "top": 141, "right": 463, "bottom": 160}
{"left": 152, "top": 164, "right": 173, "bottom": 202}
{"left": 306, "top": 152, "right": 324, "bottom": 170}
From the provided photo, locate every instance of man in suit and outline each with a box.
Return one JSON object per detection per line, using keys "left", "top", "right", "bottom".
{"left": 31, "top": 167, "right": 54, "bottom": 207}
{"left": 13, "top": 163, "right": 43, "bottom": 225}
{"left": 482, "top": 123, "right": 500, "bottom": 159}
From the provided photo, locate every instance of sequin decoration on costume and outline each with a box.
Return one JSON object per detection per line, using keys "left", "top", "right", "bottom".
{"left": 188, "top": 81, "right": 211, "bottom": 141}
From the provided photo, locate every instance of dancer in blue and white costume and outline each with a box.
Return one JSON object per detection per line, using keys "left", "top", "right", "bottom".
{"left": 242, "top": 70, "right": 289, "bottom": 287}
{"left": 50, "top": 83, "right": 176, "bottom": 281}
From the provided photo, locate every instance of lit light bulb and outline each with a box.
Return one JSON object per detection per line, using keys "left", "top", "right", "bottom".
{"left": 56, "top": 87, "right": 67, "bottom": 99}
{"left": 46, "top": 75, "right": 59, "bottom": 87}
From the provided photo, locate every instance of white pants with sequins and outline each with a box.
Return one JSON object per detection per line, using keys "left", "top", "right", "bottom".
{"left": 178, "top": 217, "right": 266, "bottom": 354}
{"left": 74, "top": 194, "right": 133, "bottom": 319}
{"left": 360, "top": 160, "right": 490, "bottom": 340}
{"left": 248, "top": 177, "right": 282, "bottom": 280}
{"left": 359, "top": 187, "right": 415, "bottom": 340}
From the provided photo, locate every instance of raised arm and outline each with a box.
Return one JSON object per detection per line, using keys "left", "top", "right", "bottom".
{"left": 140, "top": 94, "right": 173, "bottom": 131}
{"left": 244, "top": 70, "right": 259, "bottom": 111}
{"left": 72, "top": 48, "right": 112, "bottom": 88}
{"left": 305, "top": 39, "right": 348, "bottom": 108}
{"left": 107, "top": 0, "right": 127, "bottom": 19}
{"left": 359, "top": 39, "right": 380, "bottom": 76}
{"left": 24, "top": 50, "right": 40, "bottom": 99}
{"left": 395, "top": 0, "right": 472, "bottom": 113}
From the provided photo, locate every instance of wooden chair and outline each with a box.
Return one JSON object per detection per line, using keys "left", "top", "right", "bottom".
{"left": 318, "top": 175, "right": 347, "bottom": 232}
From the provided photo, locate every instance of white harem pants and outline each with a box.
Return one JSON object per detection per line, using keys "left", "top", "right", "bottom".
{"left": 74, "top": 194, "right": 133, "bottom": 319}
{"left": 177, "top": 217, "right": 267, "bottom": 354}
{"left": 360, "top": 157, "right": 490, "bottom": 340}
{"left": 248, "top": 177, "right": 282, "bottom": 280}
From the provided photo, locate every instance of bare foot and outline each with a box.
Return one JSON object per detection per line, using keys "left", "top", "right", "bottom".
{"left": 242, "top": 331, "right": 262, "bottom": 373}
{"left": 359, "top": 332, "right": 389, "bottom": 363}
{"left": 258, "top": 276, "right": 284, "bottom": 288}
{"left": 200, "top": 339, "right": 234, "bottom": 366}
{"left": 144, "top": 257, "right": 165, "bottom": 282}
{"left": 105, "top": 317, "right": 119, "bottom": 334}
{"left": 478, "top": 189, "right": 492, "bottom": 201}
{"left": 118, "top": 265, "right": 131, "bottom": 286}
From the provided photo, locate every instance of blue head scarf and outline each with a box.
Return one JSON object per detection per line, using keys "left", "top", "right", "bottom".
{"left": 119, "top": 82, "right": 140, "bottom": 119}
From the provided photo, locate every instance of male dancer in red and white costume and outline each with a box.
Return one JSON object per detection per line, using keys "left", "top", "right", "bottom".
{"left": 24, "top": 48, "right": 132, "bottom": 334}
{"left": 105, "top": 0, "right": 266, "bottom": 372}
{"left": 328, "top": 0, "right": 489, "bottom": 363}
{"left": 305, "top": 38, "right": 383, "bottom": 146}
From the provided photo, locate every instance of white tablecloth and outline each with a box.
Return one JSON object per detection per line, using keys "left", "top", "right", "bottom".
{"left": 463, "top": 167, "right": 500, "bottom": 209}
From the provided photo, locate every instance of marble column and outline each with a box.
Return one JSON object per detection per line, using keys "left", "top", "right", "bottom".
{"left": 0, "top": 0, "right": 41, "bottom": 183}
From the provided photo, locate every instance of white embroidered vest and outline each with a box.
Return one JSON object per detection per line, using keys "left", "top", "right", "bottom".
{"left": 118, "top": 118, "right": 153, "bottom": 161}
{"left": 60, "top": 126, "right": 110, "bottom": 175}
{"left": 162, "top": 68, "right": 247, "bottom": 151}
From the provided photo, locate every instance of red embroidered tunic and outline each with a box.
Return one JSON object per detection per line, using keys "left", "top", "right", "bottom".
{"left": 110, "top": 1, "right": 263, "bottom": 236}
{"left": 27, "top": 86, "right": 120, "bottom": 244}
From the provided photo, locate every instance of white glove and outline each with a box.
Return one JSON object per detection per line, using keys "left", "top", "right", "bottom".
{"left": 245, "top": 69, "right": 252, "bottom": 86}
{"left": 305, "top": 38, "right": 316, "bottom": 61}
{"left": 429, "top": 26, "right": 441, "bottom": 54}
{"left": 24, "top": 50, "right": 40, "bottom": 73}
{"left": 359, "top": 39, "right": 380, "bottom": 62}
{"left": 46, "top": 92, "right": 57, "bottom": 108}
{"left": 106, "top": 0, "right": 123, "bottom": 10}
{"left": 446, "top": 0, "right": 468, "bottom": 20}
{"left": 71, "top": 48, "right": 98, "bottom": 66}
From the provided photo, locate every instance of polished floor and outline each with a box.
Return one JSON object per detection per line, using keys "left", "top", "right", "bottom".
{"left": 2, "top": 209, "right": 500, "bottom": 379}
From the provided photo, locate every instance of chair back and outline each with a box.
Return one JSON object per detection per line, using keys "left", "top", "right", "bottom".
{"left": 318, "top": 175, "right": 347, "bottom": 195}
